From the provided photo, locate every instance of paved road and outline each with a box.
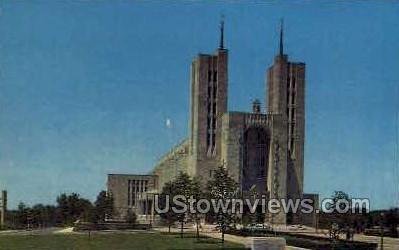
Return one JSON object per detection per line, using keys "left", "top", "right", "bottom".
{"left": 0, "top": 227, "right": 61, "bottom": 236}
{"left": 0, "top": 227, "right": 157, "bottom": 236}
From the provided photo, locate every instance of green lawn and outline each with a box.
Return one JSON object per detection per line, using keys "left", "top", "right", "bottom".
{"left": 0, "top": 232, "right": 247, "bottom": 250}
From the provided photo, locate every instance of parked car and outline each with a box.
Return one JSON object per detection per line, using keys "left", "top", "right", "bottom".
{"left": 287, "top": 224, "right": 306, "bottom": 231}
{"left": 246, "top": 223, "right": 271, "bottom": 230}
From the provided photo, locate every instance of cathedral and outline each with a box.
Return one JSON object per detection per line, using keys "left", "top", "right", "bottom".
{"left": 107, "top": 21, "right": 317, "bottom": 225}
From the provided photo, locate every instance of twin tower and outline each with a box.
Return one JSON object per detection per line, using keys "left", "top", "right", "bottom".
{"left": 109, "top": 20, "right": 311, "bottom": 225}
{"left": 187, "top": 20, "right": 306, "bottom": 223}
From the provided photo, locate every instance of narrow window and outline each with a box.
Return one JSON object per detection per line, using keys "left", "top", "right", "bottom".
{"left": 212, "top": 133, "right": 216, "bottom": 149}
{"left": 132, "top": 180, "right": 136, "bottom": 206}
{"left": 292, "top": 92, "right": 296, "bottom": 105}
{"left": 128, "top": 180, "right": 131, "bottom": 206}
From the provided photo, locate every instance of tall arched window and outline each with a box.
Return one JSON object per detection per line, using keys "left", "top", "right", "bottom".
{"left": 243, "top": 127, "right": 270, "bottom": 194}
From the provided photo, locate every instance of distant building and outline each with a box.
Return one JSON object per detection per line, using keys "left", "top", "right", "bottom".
{"left": 108, "top": 20, "right": 317, "bottom": 225}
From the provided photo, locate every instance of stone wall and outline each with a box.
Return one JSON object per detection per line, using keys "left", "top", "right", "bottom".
{"left": 152, "top": 139, "right": 190, "bottom": 190}
{"left": 221, "top": 112, "right": 245, "bottom": 183}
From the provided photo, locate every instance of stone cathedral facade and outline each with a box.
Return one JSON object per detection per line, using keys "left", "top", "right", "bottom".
{"left": 108, "top": 22, "right": 317, "bottom": 225}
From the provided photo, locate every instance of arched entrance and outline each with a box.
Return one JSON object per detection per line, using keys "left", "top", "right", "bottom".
{"left": 242, "top": 127, "right": 270, "bottom": 194}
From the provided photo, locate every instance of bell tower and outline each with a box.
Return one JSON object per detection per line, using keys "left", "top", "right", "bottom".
{"left": 189, "top": 19, "right": 228, "bottom": 181}
{"left": 266, "top": 20, "right": 306, "bottom": 200}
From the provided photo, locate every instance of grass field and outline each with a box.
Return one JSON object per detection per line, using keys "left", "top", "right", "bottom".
{"left": 0, "top": 232, "right": 247, "bottom": 250}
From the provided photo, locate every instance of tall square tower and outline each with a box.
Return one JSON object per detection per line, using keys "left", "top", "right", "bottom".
{"left": 267, "top": 24, "right": 306, "bottom": 200}
{"left": 189, "top": 22, "right": 228, "bottom": 181}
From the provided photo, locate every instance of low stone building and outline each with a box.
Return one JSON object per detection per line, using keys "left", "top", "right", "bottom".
{"left": 107, "top": 174, "right": 157, "bottom": 222}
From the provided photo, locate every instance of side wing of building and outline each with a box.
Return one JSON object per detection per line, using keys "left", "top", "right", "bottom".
{"left": 107, "top": 174, "right": 158, "bottom": 220}
{"left": 152, "top": 139, "right": 190, "bottom": 190}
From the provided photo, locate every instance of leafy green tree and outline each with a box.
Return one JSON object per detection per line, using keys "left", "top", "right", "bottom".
{"left": 158, "top": 181, "right": 180, "bottom": 233}
{"left": 189, "top": 177, "right": 204, "bottom": 239}
{"left": 31, "top": 204, "right": 57, "bottom": 228}
{"left": 330, "top": 191, "right": 351, "bottom": 228}
{"left": 158, "top": 172, "right": 196, "bottom": 238}
{"left": 56, "top": 193, "right": 93, "bottom": 225}
{"left": 16, "top": 202, "right": 29, "bottom": 228}
{"left": 94, "top": 191, "right": 114, "bottom": 223}
{"left": 206, "top": 166, "right": 239, "bottom": 243}
{"left": 384, "top": 208, "right": 398, "bottom": 237}
{"left": 172, "top": 172, "right": 193, "bottom": 238}
{"left": 331, "top": 191, "right": 350, "bottom": 211}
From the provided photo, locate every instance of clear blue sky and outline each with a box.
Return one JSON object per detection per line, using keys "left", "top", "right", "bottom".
{"left": 0, "top": 1, "right": 398, "bottom": 210}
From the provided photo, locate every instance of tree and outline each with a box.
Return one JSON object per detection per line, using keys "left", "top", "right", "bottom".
{"left": 384, "top": 208, "right": 399, "bottom": 237}
{"left": 189, "top": 177, "right": 204, "bottom": 239}
{"left": 31, "top": 204, "right": 57, "bottom": 228}
{"left": 171, "top": 172, "right": 193, "bottom": 238}
{"left": 16, "top": 202, "right": 29, "bottom": 228}
{"left": 56, "top": 193, "right": 93, "bottom": 225}
{"left": 329, "top": 222, "right": 342, "bottom": 248}
{"left": 157, "top": 172, "right": 196, "bottom": 238}
{"left": 206, "top": 166, "right": 239, "bottom": 243}
{"left": 94, "top": 191, "right": 114, "bottom": 223}
{"left": 7, "top": 192, "right": 100, "bottom": 229}
{"left": 126, "top": 208, "right": 137, "bottom": 224}
{"left": 158, "top": 181, "right": 180, "bottom": 233}
{"left": 331, "top": 191, "right": 350, "bottom": 212}
{"left": 329, "top": 191, "right": 351, "bottom": 229}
